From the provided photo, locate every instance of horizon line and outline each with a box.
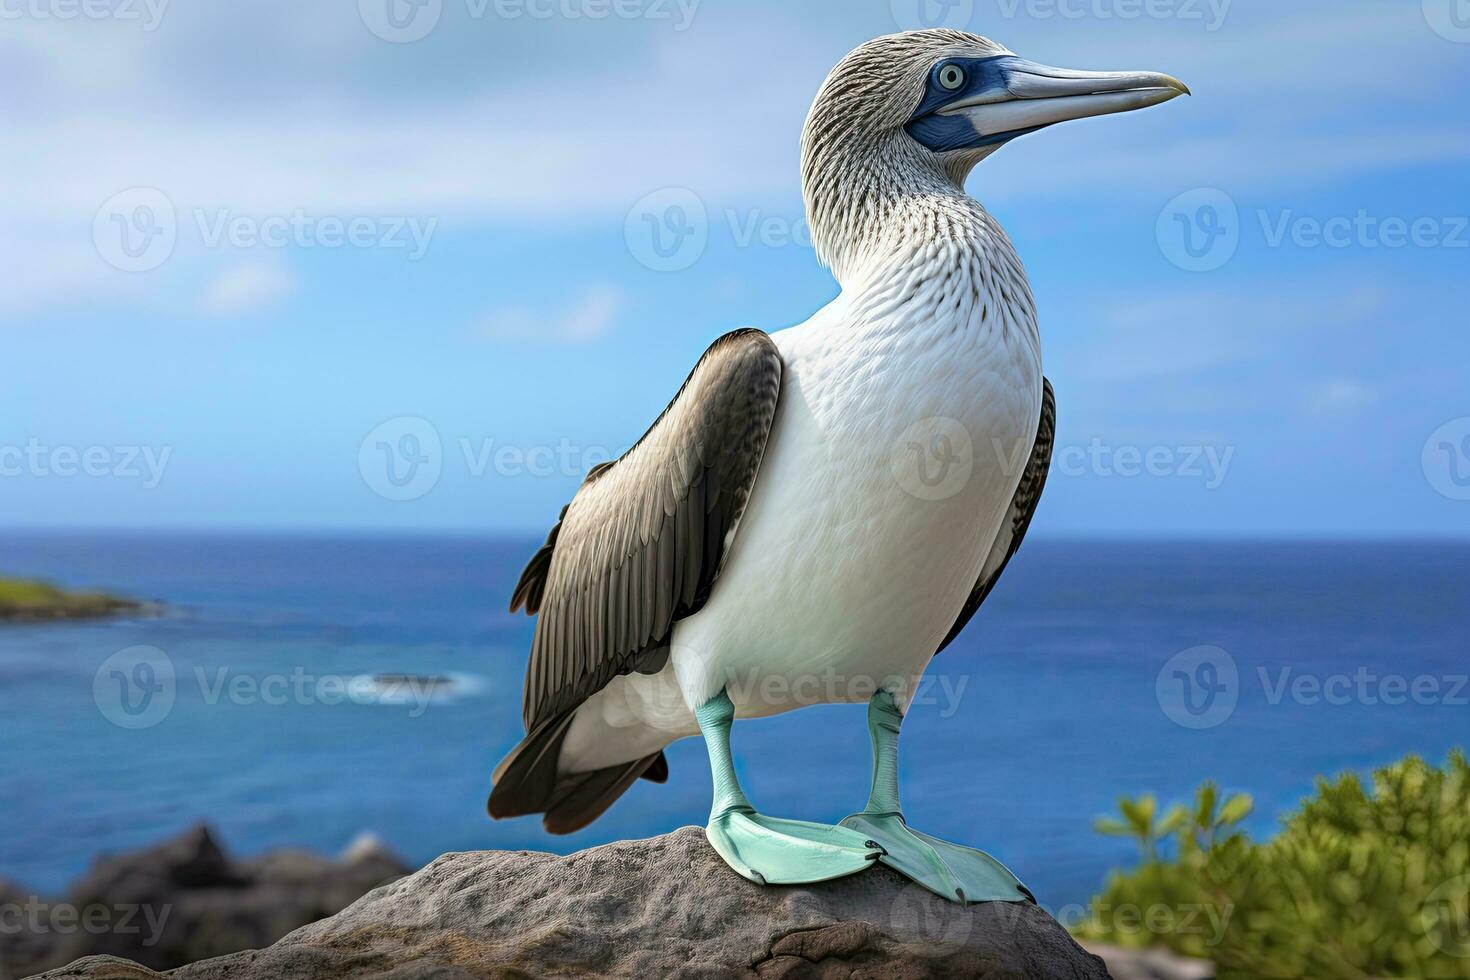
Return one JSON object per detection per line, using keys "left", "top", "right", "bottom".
{"left": 0, "top": 525, "right": 1466, "bottom": 544}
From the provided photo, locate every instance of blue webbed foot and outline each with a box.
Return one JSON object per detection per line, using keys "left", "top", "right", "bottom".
{"left": 707, "top": 808, "right": 883, "bottom": 885}
{"left": 696, "top": 688, "right": 882, "bottom": 886}
{"left": 840, "top": 811, "right": 1032, "bottom": 903}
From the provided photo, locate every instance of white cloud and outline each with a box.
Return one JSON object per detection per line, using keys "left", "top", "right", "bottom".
{"left": 1, "top": 0, "right": 1464, "bottom": 318}
{"left": 1305, "top": 378, "right": 1379, "bottom": 418}
{"left": 475, "top": 283, "right": 624, "bottom": 344}
{"left": 198, "top": 262, "right": 296, "bottom": 316}
{"left": 1074, "top": 282, "right": 1387, "bottom": 384}
{"left": 0, "top": 224, "right": 135, "bottom": 317}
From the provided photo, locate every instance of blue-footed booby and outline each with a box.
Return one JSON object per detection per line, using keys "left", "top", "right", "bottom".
{"left": 490, "top": 29, "right": 1187, "bottom": 901}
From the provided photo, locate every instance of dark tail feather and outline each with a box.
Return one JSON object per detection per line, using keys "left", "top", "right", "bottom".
{"left": 487, "top": 712, "right": 576, "bottom": 819}
{"left": 640, "top": 751, "right": 669, "bottom": 783}
{"left": 542, "top": 754, "right": 662, "bottom": 834}
{"left": 488, "top": 713, "right": 668, "bottom": 834}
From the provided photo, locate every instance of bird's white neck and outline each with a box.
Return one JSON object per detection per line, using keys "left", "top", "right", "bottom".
{"left": 802, "top": 122, "right": 1004, "bottom": 283}
{"left": 802, "top": 166, "right": 1037, "bottom": 358}
{"left": 800, "top": 119, "right": 1039, "bottom": 357}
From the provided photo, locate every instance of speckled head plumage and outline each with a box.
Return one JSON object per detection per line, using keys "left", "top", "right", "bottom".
{"left": 801, "top": 29, "right": 1188, "bottom": 281}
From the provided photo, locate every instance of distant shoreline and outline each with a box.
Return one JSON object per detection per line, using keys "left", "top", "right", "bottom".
{"left": 0, "top": 577, "right": 150, "bottom": 624}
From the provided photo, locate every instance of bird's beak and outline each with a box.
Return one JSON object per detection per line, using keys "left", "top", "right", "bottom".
{"left": 942, "top": 57, "right": 1190, "bottom": 141}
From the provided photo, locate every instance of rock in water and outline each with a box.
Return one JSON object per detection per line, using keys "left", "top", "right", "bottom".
{"left": 5, "top": 825, "right": 409, "bottom": 979}
{"left": 35, "top": 828, "right": 1108, "bottom": 979}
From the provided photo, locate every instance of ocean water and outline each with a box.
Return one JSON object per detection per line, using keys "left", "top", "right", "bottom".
{"left": 1, "top": 533, "right": 1466, "bottom": 906}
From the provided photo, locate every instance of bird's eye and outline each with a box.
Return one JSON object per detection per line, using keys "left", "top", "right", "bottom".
{"left": 938, "top": 64, "right": 966, "bottom": 91}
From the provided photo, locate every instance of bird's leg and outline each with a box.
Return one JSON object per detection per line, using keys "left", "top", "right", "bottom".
{"left": 840, "top": 689, "right": 1034, "bottom": 904}
{"left": 695, "top": 688, "right": 883, "bottom": 885}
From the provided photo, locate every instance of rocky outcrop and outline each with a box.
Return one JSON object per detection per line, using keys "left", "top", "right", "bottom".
{"left": 34, "top": 828, "right": 1108, "bottom": 979}
{"left": 2, "top": 825, "right": 407, "bottom": 979}
{"left": 0, "top": 579, "right": 149, "bottom": 623}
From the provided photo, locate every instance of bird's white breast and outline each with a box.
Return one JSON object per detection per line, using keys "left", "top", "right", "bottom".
{"left": 672, "top": 228, "right": 1043, "bottom": 718}
{"left": 558, "top": 212, "right": 1044, "bottom": 774}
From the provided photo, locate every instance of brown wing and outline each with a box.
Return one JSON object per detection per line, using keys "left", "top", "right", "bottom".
{"left": 935, "top": 377, "right": 1055, "bottom": 655}
{"left": 509, "top": 328, "right": 783, "bottom": 731}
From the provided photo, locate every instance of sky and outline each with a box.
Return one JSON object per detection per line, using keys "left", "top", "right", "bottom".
{"left": 2, "top": 0, "right": 1468, "bottom": 537}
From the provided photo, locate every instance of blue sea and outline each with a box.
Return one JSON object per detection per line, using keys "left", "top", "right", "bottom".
{"left": 2, "top": 533, "right": 1466, "bottom": 907}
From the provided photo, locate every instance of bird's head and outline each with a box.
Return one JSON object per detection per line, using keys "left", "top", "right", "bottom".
{"left": 801, "top": 29, "right": 1188, "bottom": 277}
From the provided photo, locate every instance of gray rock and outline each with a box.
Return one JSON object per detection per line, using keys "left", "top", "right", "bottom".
{"left": 1, "top": 881, "right": 57, "bottom": 980}
{"left": 33, "top": 828, "right": 1109, "bottom": 979}
{"left": 6, "top": 825, "right": 408, "bottom": 979}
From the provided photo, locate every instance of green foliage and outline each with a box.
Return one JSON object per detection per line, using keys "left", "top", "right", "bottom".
{"left": 1094, "top": 792, "right": 1191, "bottom": 863}
{"left": 1074, "top": 752, "right": 1470, "bottom": 978}
{"left": 0, "top": 576, "right": 136, "bottom": 620}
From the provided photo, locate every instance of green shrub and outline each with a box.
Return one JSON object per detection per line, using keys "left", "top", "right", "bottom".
{"left": 0, "top": 576, "right": 138, "bottom": 620}
{"left": 1073, "top": 752, "right": 1470, "bottom": 978}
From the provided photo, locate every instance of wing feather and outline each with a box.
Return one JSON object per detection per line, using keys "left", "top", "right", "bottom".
{"left": 509, "top": 329, "right": 783, "bottom": 729}
{"left": 935, "top": 377, "right": 1056, "bottom": 655}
